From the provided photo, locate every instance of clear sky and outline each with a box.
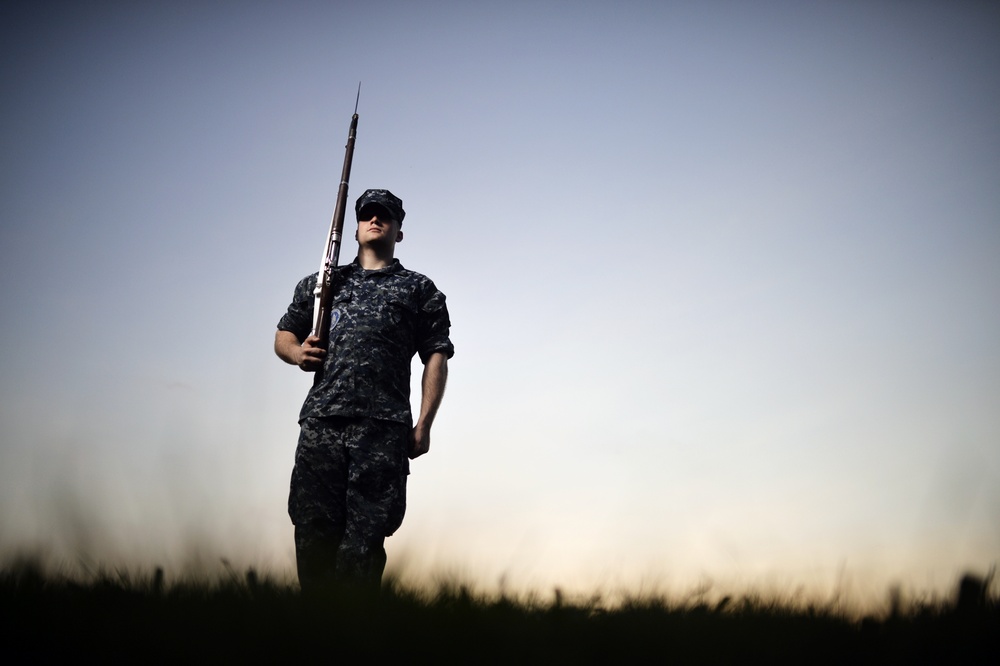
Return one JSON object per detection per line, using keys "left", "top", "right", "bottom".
{"left": 1, "top": 0, "right": 998, "bottom": 606}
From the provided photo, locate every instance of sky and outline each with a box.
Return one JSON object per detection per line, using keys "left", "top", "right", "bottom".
{"left": 1, "top": 0, "right": 998, "bottom": 607}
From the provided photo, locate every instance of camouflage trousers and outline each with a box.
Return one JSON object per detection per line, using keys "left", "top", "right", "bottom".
{"left": 288, "top": 417, "right": 410, "bottom": 594}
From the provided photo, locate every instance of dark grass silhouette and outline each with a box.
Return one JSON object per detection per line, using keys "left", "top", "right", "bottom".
{"left": 3, "top": 558, "right": 997, "bottom": 664}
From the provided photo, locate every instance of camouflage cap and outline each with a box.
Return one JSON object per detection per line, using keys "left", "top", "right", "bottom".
{"left": 355, "top": 189, "right": 405, "bottom": 225}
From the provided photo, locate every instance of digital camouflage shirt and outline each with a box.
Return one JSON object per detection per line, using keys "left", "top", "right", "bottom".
{"left": 278, "top": 259, "right": 454, "bottom": 424}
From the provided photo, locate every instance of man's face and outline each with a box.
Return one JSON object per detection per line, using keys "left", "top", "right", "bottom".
{"left": 356, "top": 205, "right": 402, "bottom": 247}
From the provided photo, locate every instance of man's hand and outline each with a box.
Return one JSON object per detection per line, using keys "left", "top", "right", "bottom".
{"left": 274, "top": 330, "right": 326, "bottom": 372}
{"left": 410, "top": 423, "right": 430, "bottom": 459}
{"left": 296, "top": 335, "right": 326, "bottom": 371}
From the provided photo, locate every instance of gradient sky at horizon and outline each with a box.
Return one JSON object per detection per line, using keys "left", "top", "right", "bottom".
{"left": 1, "top": 0, "right": 998, "bottom": 604}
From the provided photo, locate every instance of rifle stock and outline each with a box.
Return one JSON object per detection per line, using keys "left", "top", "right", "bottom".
{"left": 311, "top": 87, "right": 360, "bottom": 348}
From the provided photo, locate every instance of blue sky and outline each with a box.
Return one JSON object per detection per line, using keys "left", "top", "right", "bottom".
{"left": 1, "top": 0, "right": 998, "bottom": 605}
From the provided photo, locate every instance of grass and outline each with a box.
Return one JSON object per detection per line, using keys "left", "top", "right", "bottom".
{"left": 2, "top": 558, "right": 997, "bottom": 664}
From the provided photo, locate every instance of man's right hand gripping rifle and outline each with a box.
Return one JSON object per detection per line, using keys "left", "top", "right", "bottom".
{"left": 274, "top": 332, "right": 326, "bottom": 372}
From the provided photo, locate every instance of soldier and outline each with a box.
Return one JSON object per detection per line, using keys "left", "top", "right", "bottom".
{"left": 274, "top": 189, "right": 453, "bottom": 595}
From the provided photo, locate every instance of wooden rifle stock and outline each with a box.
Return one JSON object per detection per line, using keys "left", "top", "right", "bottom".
{"left": 311, "top": 85, "right": 360, "bottom": 348}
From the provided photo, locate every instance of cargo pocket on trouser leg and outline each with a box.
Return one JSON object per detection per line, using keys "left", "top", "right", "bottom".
{"left": 384, "top": 465, "right": 408, "bottom": 537}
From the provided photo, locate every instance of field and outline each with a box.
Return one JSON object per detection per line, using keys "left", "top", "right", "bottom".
{"left": 3, "top": 559, "right": 997, "bottom": 664}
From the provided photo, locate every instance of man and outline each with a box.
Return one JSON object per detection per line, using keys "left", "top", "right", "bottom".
{"left": 274, "top": 189, "right": 453, "bottom": 595}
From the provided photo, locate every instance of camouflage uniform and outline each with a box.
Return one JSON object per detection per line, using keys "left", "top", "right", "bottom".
{"left": 278, "top": 258, "right": 454, "bottom": 592}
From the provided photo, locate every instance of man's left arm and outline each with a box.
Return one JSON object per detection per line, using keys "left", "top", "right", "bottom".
{"left": 410, "top": 351, "right": 448, "bottom": 459}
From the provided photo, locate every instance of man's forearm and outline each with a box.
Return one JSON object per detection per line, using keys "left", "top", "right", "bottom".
{"left": 274, "top": 330, "right": 304, "bottom": 365}
{"left": 410, "top": 353, "right": 447, "bottom": 459}
{"left": 416, "top": 352, "right": 448, "bottom": 430}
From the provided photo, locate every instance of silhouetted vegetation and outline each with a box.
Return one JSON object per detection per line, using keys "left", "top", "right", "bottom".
{"left": 3, "top": 558, "right": 997, "bottom": 664}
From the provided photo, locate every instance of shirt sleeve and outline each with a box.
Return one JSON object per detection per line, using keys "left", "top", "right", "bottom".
{"left": 416, "top": 280, "right": 455, "bottom": 364}
{"left": 276, "top": 274, "right": 317, "bottom": 341}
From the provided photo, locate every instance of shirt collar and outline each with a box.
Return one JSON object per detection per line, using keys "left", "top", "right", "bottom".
{"left": 350, "top": 257, "right": 402, "bottom": 275}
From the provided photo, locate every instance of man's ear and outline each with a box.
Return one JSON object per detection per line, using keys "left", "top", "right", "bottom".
{"left": 396, "top": 229, "right": 404, "bottom": 243}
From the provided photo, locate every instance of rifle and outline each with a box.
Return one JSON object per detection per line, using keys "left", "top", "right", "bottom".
{"left": 311, "top": 83, "right": 360, "bottom": 348}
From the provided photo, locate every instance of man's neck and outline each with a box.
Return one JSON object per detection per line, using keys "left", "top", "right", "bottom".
{"left": 356, "top": 245, "right": 395, "bottom": 270}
